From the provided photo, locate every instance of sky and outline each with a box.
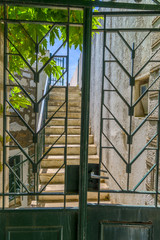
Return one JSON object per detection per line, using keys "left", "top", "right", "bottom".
{"left": 48, "top": 38, "right": 81, "bottom": 82}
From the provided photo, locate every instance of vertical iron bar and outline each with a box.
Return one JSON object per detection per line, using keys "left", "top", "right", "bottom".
{"left": 14, "top": 158, "right": 16, "bottom": 205}
{"left": 62, "top": 57, "right": 65, "bottom": 86}
{"left": 155, "top": 88, "right": 160, "bottom": 207}
{"left": 98, "top": 16, "right": 106, "bottom": 204}
{"left": 64, "top": 8, "right": 69, "bottom": 209}
{"left": 127, "top": 42, "right": 135, "bottom": 190}
{"left": 3, "top": 3, "right": 7, "bottom": 209}
{"left": 21, "top": 156, "right": 23, "bottom": 201}
{"left": 78, "top": 7, "right": 92, "bottom": 240}
{"left": 35, "top": 35, "right": 39, "bottom": 197}
{"left": 77, "top": 58, "right": 80, "bottom": 86}
{"left": 49, "top": 52, "right": 52, "bottom": 85}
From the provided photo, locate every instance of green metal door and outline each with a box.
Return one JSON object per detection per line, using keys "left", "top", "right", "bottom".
{"left": 1, "top": 2, "right": 83, "bottom": 239}
{"left": 1, "top": 1, "right": 160, "bottom": 240}
{"left": 87, "top": 1, "right": 160, "bottom": 240}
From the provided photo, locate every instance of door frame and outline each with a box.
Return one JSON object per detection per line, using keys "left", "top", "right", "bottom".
{"left": 1, "top": 1, "right": 160, "bottom": 240}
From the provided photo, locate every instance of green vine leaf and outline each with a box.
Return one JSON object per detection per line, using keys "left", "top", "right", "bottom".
{"left": 0, "top": 103, "right": 3, "bottom": 117}
{"left": 6, "top": 6, "right": 101, "bottom": 78}
{"left": 10, "top": 87, "right": 31, "bottom": 110}
{"left": 0, "top": 135, "right": 3, "bottom": 145}
{"left": 0, "top": 135, "right": 10, "bottom": 145}
{"left": 0, "top": 163, "right": 2, "bottom": 172}
{"left": 2, "top": 7, "right": 101, "bottom": 110}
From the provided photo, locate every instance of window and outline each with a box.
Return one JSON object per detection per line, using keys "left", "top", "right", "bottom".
{"left": 134, "top": 73, "right": 149, "bottom": 117}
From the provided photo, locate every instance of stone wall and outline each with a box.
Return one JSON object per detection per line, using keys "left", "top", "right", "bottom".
{"left": 9, "top": 70, "right": 36, "bottom": 148}
{"left": 10, "top": 62, "right": 47, "bottom": 149}
{"left": 8, "top": 69, "right": 36, "bottom": 206}
{"left": 9, "top": 60, "right": 47, "bottom": 206}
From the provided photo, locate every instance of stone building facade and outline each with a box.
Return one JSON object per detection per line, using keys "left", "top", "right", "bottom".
{"left": 9, "top": 64, "right": 47, "bottom": 206}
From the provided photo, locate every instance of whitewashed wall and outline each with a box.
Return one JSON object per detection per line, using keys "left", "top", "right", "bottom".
{"left": 90, "top": 12, "right": 154, "bottom": 205}
{"left": 68, "top": 2, "right": 160, "bottom": 205}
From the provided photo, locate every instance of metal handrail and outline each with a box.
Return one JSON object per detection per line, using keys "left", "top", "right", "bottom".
{"left": 9, "top": 75, "right": 50, "bottom": 203}
{"left": 37, "top": 76, "right": 50, "bottom": 133}
{"left": 9, "top": 58, "right": 66, "bottom": 205}
{"left": 36, "top": 76, "right": 50, "bottom": 194}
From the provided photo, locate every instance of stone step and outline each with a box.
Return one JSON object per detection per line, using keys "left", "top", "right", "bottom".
{"left": 9, "top": 197, "right": 21, "bottom": 207}
{"left": 46, "top": 135, "right": 94, "bottom": 145}
{"left": 48, "top": 111, "right": 81, "bottom": 119}
{"left": 38, "top": 192, "right": 109, "bottom": 202}
{"left": 34, "top": 86, "right": 111, "bottom": 207}
{"left": 40, "top": 160, "right": 104, "bottom": 183}
{"left": 39, "top": 183, "right": 108, "bottom": 192}
{"left": 49, "top": 94, "right": 81, "bottom": 101}
{"left": 48, "top": 118, "right": 81, "bottom": 126}
{"left": 45, "top": 144, "right": 97, "bottom": 155}
{"left": 40, "top": 168, "right": 65, "bottom": 184}
{"left": 31, "top": 200, "right": 111, "bottom": 208}
{"left": 50, "top": 86, "right": 80, "bottom": 93}
{"left": 48, "top": 105, "right": 81, "bottom": 113}
{"left": 48, "top": 100, "right": 81, "bottom": 107}
{"left": 41, "top": 155, "right": 99, "bottom": 168}
{"left": 38, "top": 184, "right": 109, "bottom": 202}
{"left": 45, "top": 126, "right": 91, "bottom": 135}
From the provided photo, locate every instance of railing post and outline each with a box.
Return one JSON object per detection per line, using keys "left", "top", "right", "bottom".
{"left": 78, "top": 7, "right": 92, "bottom": 240}
{"left": 3, "top": 3, "right": 8, "bottom": 209}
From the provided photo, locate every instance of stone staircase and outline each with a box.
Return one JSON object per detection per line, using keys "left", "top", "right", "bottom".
{"left": 33, "top": 86, "right": 110, "bottom": 207}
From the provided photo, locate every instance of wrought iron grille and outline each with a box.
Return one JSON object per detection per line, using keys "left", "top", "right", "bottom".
{"left": 1, "top": 0, "right": 160, "bottom": 211}
{"left": 49, "top": 57, "right": 66, "bottom": 86}
{"left": 1, "top": 3, "right": 83, "bottom": 209}
{"left": 91, "top": 11, "right": 160, "bottom": 207}
{"left": 101, "top": 0, "right": 160, "bottom": 4}
{"left": 9, "top": 155, "right": 22, "bottom": 201}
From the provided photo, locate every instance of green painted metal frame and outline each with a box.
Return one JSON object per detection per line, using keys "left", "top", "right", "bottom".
{"left": 9, "top": 155, "right": 22, "bottom": 203}
{"left": 79, "top": 7, "right": 92, "bottom": 240}
{"left": 1, "top": 2, "right": 89, "bottom": 239}
{"left": 1, "top": 0, "right": 160, "bottom": 10}
{"left": 87, "top": 205, "right": 160, "bottom": 240}
{"left": 2, "top": 2, "right": 72, "bottom": 203}
{"left": 50, "top": 57, "right": 65, "bottom": 86}
{"left": 1, "top": 0, "right": 159, "bottom": 203}
{"left": 0, "top": 209, "right": 78, "bottom": 240}
{"left": 97, "top": 11, "right": 160, "bottom": 207}
{"left": 1, "top": 1, "right": 160, "bottom": 240}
